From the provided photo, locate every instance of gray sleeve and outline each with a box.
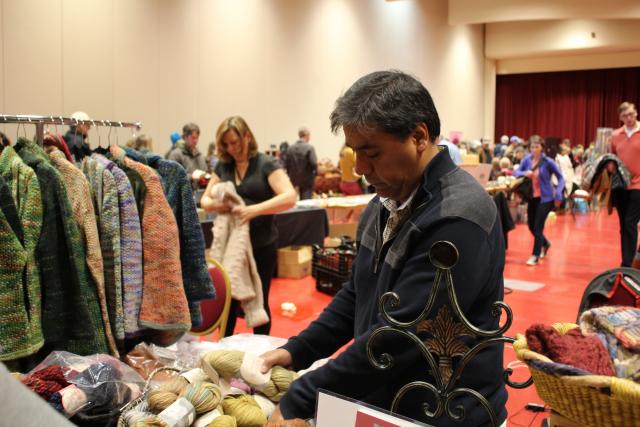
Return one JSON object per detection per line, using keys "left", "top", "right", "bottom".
{"left": 0, "top": 363, "right": 75, "bottom": 427}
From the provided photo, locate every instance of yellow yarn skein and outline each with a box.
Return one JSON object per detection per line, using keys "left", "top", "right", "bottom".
{"left": 222, "top": 395, "right": 267, "bottom": 427}
{"left": 179, "top": 382, "right": 222, "bottom": 415}
{"left": 208, "top": 415, "right": 237, "bottom": 427}
{"left": 201, "top": 350, "right": 244, "bottom": 379}
{"left": 147, "top": 376, "right": 189, "bottom": 413}
{"left": 261, "top": 366, "right": 297, "bottom": 402}
{"left": 122, "top": 408, "right": 169, "bottom": 427}
{"left": 200, "top": 350, "right": 298, "bottom": 402}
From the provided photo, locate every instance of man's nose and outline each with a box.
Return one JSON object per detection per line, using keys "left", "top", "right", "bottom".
{"left": 355, "top": 156, "right": 371, "bottom": 176}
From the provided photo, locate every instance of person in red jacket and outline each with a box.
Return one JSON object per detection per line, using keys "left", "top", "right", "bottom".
{"left": 611, "top": 101, "right": 640, "bottom": 267}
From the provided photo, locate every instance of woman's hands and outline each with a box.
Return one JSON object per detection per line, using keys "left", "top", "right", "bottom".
{"left": 232, "top": 204, "right": 260, "bottom": 225}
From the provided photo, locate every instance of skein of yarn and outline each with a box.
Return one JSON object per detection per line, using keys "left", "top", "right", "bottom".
{"left": 147, "top": 369, "right": 212, "bottom": 413}
{"left": 263, "top": 420, "right": 309, "bottom": 427}
{"left": 222, "top": 395, "right": 267, "bottom": 427}
{"left": 208, "top": 415, "right": 237, "bottom": 427}
{"left": 122, "top": 408, "right": 169, "bottom": 427}
{"left": 200, "top": 350, "right": 297, "bottom": 402}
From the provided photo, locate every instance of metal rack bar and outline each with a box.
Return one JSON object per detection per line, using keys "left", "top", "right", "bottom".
{"left": 0, "top": 114, "right": 142, "bottom": 146}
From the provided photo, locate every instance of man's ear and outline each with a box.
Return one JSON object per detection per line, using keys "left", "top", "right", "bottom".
{"left": 413, "top": 123, "right": 430, "bottom": 151}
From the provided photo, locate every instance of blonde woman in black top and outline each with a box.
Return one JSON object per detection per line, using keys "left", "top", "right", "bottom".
{"left": 201, "top": 116, "right": 297, "bottom": 335}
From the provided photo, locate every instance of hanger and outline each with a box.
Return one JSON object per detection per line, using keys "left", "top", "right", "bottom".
{"left": 93, "top": 120, "right": 110, "bottom": 155}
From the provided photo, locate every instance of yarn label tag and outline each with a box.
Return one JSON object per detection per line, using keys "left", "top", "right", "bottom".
{"left": 193, "top": 408, "right": 222, "bottom": 427}
{"left": 200, "top": 360, "right": 220, "bottom": 384}
{"left": 181, "top": 368, "right": 209, "bottom": 384}
{"left": 240, "top": 353, "right": 271, "bottom": 390}
{"left": 159, "top": 397, "right": 196, "bottom": 427}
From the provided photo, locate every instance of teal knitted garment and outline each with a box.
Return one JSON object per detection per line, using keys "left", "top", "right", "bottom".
{"left": 0, "top": 149, "right": 44, "bottom": 361}
{"left": 14, "top": 138, "right": 108, "bottom": 356}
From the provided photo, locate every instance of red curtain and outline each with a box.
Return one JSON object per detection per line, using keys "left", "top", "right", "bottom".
{"left": 495, "top": 67, "right": 640, "bottom": 146}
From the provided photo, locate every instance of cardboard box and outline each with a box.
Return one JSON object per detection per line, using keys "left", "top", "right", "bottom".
{"left": 329, "top": 222, "right": 357, "bottom": 239}
{"left": 277, "top": 246, "right": 312, "bottom": 279}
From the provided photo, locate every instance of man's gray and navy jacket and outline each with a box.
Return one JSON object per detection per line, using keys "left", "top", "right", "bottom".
{"left": 280, "top": 149, "right": 508, "bottom": 426}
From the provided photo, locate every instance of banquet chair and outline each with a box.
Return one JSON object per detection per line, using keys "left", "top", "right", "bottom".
{"left": 189, "top": 257, "right": 232, "bottom": 340}
{"left": 569, "top": 190, "right": 592, "bottom": 220}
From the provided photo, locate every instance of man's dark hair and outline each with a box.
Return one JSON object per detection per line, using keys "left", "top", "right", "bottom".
{"left": 182, "top": 122, "right": 200, "bottom": 138}
{"left": 330, "top": 70, "right": 440, "bottom": 142}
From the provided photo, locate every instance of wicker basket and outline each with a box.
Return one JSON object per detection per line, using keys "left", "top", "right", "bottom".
{"left": 117, "top": 366, "right": 181, "bottom": 427}
{"left": 514, "top": 322, "right": 640, "bottom": 427}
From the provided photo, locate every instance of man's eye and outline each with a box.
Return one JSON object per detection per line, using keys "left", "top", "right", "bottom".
{"left": 366, "top": 152, "right": 379, "bottom": 159}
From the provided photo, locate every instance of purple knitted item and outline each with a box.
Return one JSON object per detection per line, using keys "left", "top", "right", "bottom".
{"left": 93, "top": 154, "right": 143, "bottom": 335}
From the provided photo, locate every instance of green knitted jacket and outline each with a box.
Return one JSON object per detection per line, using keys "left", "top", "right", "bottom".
{"left": 0, "top": 148, "right": 44, "bottom": 361}
{"left": 15, "top": 139, "right": 108, "bottom": 356}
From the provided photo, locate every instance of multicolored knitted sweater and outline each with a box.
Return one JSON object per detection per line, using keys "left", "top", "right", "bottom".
{"left": 14, "top": 138, "right": 107, "bottom": 356}
{"left": 0, "top": 148, "right": 44, "bottom": 361}
{"left": 82, "top": 157, "right": 125, "bottom": 344}
{"left": 581, "top": 306, "right": 640, "bottom": 381}
{"left": 93, "top": 154, "right": 144, "bottom": 337}
{"left": 47, "top": 148, "right": 119, "bottom": 357}
{"left": 113, "top": 147, "right": 190, "bottom": 343}
{"left": 134, "top": 150, "right": 215, "bottom": 327}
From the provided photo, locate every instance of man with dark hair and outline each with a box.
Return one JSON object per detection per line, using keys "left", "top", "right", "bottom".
{"left": 611, "top": 101, "right": 640, "bottom": 267}
{"left": 261, "top": 70, "right": 507, "bottom": 426}
{"left": 168, "top": 122, "right": 208, "bottom": 181}
{"left": 284, "top": 127, "right": 317, "bottom": 199}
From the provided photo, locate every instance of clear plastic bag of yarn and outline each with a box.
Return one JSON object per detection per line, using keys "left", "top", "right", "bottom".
{"left": 21, "top": 351, "right": 145, "bottom": 419}
{"left": 176, "top": 333, "right": 288, "bottom": 367}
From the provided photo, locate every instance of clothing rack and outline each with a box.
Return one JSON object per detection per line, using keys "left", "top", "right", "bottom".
{"left": 0, "top": 114, "right": 142, "bottom": 146}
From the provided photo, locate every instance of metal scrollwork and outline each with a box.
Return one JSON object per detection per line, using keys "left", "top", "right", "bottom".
{"left": 366, "top": 240, "right": 532, "bottom": 426}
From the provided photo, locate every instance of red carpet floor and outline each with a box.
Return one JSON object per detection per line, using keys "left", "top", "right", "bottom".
{"left": 226, "top": 210, "right": 623, "bottom": 426}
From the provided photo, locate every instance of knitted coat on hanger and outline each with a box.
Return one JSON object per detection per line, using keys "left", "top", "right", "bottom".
{"left": 93, "top": 154, "right": 143, "bottom": 337}
{"left": 210, "top": 182, "right": 269, "bottom": 328}
{"left": 0, "top": 151, "right": 44, "bottom": 361}
{"left": 109, "top": 156, "right": 146, "bottom": 218}
{"left": 117, "top": 150, "right": 190, "bottom": 342}
{"left": 14, "top": 138, "right": 108, "bottom": 356}
{"left": 133, "top": 150, "right": 215, "bottom": 327}
{"left": 82, "top": 157, "right": 125, "bottom": 344}
{"left": 46, "top": 148, "right": 119, "bottom": 357}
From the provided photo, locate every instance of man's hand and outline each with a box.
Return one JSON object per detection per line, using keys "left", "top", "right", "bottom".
{"left": 524, "top": 170, "right": 533, "bottom": 178}
{"left": 269, "top": 404, "right": 285, "bottom": 422}
{"left": 232, "top": 204, "right": 259, "bottom": 225}
{"left": 260, "top": 348, "right": 293, "bottom": 373}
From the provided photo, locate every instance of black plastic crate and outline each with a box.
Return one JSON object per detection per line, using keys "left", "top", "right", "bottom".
{"left": 312, "top": 241, "right": 356, "bottom": 296}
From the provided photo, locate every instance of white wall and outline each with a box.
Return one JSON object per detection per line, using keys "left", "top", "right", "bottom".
{"left": 450, "top": 0, "right": 640, "bottom": 25}
{"left": 497, "top": 50, "right": 640, "bottom": 74}
{"left": 486, "top": 19, "right": 640, "bottom": 59}
{"left": 0, "top": 0, "right": 487, "bottom": 161}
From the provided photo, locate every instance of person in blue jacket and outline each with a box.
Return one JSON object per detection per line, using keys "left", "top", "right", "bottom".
{"left": 260, "top": 70, "right": 508, "bottom": 426}
{"left": 515, "top": 135, "right": 564, "bottom": 266}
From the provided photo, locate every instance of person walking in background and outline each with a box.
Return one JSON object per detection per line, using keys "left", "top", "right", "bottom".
{"left": 205, "top": 141, "right": 219, "bottom": 173}
{"left": 610, "top": 101, "right": 640, "bottom": 267}
{"left": 168, "top": 122, "right": 208, "bottom": 181}
{"left": 515, "top": 136, "right": 564, "bottom": 266}
{"left": 63, "top": 111, "right": 92, "bottom": 162}
{"left": 495, "top": 135, "right": 508, "bottom": 158}
{"left": 338, "top": 144, "right": 363, "bottom": 195}
{"left": 125, "top": 134, "right": 154, "bottom": 154}
{"left": 200, "top": 116, "right": 297, "bottom": 336}
{"left": 438, "top": 136, "right": 462, "bottom": 165}
{"left": 478, "top": 140, "right": 493, "bottom": 164}
{"left": 284, "top": 127, "right": 317, "bottom": 200}
{"left": 165, "top": 131, "right": 182, "bottom": 158}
